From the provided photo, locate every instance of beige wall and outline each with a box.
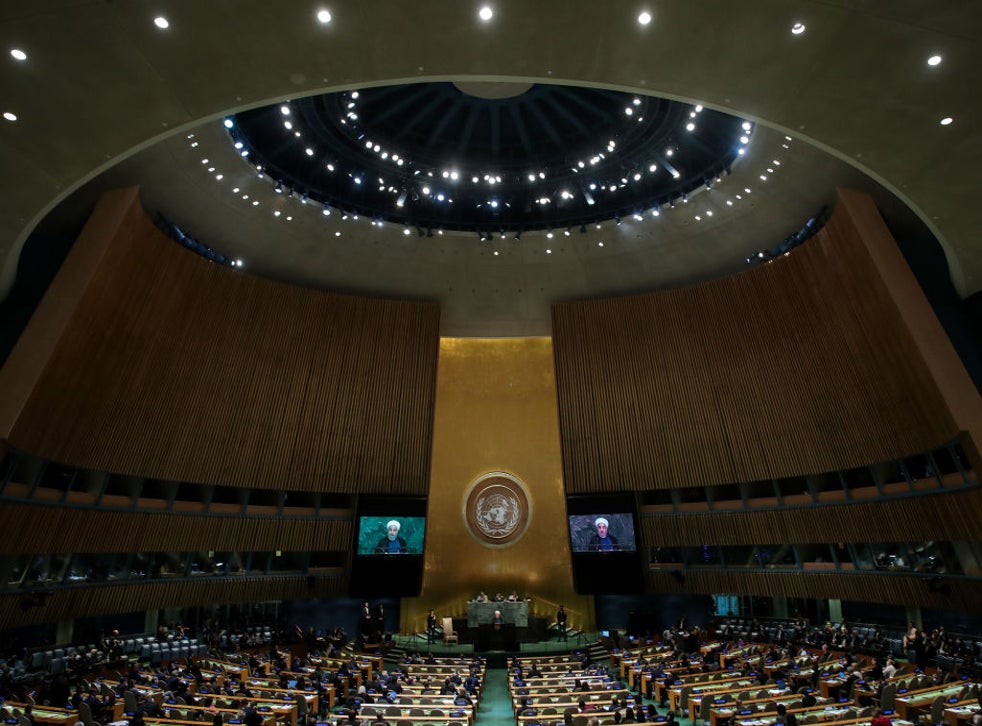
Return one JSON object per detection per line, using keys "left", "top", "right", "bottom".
{"left": 402, "top": 337, "right": 594, "bottom": 635}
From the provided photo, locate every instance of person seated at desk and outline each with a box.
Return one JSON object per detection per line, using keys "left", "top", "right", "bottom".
{"left": 800, "top": 690, "right": 817, "bottom": 708}
{"left": 475, "top": 591, "right": 489, "bottom": 603}
{"left": 773, "top": 703, "right": 798, "bottom": 726}
{"left": 881, "top": 658, "right": 897, "bottom": 679}
{"left": 870, "top": 708, "right": 892, "bottom": 726}
{"left": 495, "top": 592, "right": 506, "bottom": 602}
{"left": 507, "top": 590, "right": 520, "bottom": 602}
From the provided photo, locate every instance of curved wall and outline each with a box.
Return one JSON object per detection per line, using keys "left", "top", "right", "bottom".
{"left": 553, "top": 192, "right": 960, "bottom": 491}
{"left": 1, "top": 188, "right": 440, "bottom": 494}
{"left": 3, "top": 189, "right": 982, "bottom": 627}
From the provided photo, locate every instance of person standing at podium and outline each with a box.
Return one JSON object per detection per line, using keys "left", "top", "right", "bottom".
{"left": 588, "top": 517, "right": 620, "bottom": 551}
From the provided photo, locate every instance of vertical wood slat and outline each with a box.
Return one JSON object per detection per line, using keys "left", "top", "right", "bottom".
{"left": 6, "top": 191, "right": 440, "bottom": 494}
{"left": 552, "top": 197, "right": 957, "bottom": 492}
{"left": 647, "top": 569, "right": 982, "bottom": 612}
{"left": 0, "top": 501, "right": 353, "bottom": 554}
{"left": 0, "top": 574, "right": 349, "bottom": 631}
{"left": 638, "top": 486, "right": 982, "bottom": 547}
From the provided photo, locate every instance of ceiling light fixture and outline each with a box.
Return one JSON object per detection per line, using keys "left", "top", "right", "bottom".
{"left": 638, "top": 11, "right": 652, "bottom": 25}
{"left": 791, "top": 22, "right": 805, "bottom": 35}
{"left": 316, "top": 9, "right": 332, "bottom": 24}
{"left": 927, "top": 54, "right": 942, "bottom": 66}
{"left": 10, "top": 49, "right": 27, "bottom": 61}
{"left": 2, "top": 111, "right": 17, "bottom": 122}
{"left": 940, "top": 117, "right": 953, "bottom": 126}
{"left": 479, "top": 6, "right": 493, "bottom": 21}
{"left": 153, "top": 16, "right": 169, "bottom": 29}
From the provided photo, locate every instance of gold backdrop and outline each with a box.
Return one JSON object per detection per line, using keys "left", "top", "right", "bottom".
{"left": 401, "top": 337, "right": 594, "bottom": 635}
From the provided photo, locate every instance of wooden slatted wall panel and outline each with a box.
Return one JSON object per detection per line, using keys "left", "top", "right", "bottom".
{"left": 639, "top": 488, "right": 982, "bottom": 549}
{"left": 0, "top": 501, "right": 352, "bottom": 554}
{"left": 553, "top": 199, "right": 956, "bottom": 492}
{"left": 7, "top": 192, "right": 440, "bottom": 494}
{"left": 0, "top": 575, "right": 348, "bottom": 630}
{"left": 648, "top": 569, "right": 982, "bottom": 613}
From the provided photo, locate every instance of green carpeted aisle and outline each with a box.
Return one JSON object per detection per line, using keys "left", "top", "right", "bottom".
{"left": 478, "top": 668, "right": 519, "bottom": 726}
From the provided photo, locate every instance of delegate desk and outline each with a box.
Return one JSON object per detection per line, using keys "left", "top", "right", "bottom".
{"left": 894, "top": 683, "right": 977, "bottom": 722}
{"left": 944, "top": 704, "right": 982, "bottom": 726}
{"left": 466, "top": 601, "right": 529, "bottom": 627}
{"left": 731, "top": 717, "right": 909, "bottom": 726}
{"left": 5, "top": 704, "right": 78, "bottom": 726}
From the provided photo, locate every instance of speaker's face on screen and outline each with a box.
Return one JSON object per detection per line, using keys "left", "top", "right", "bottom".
{"left": 596, "top": 521, "right": 608, "bottom": 538}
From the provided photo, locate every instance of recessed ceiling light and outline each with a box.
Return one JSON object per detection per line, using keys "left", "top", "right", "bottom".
{"left": 638, "top": 11, "right": 652, "bottom": 25}
{"left": 10, "top": 49, "right": 27, "bottom": 61}
{"left": 791, "top": 22, "right": 806, "bottom": 35}
{"left": 3, "top": 111, "right": 17, "bottom": 122}
{"left": 316, "top": 9, "right": 332, "bottom": 24}
{"left": 479, "top": 6, "right": 493, "bottom": 21}
{"left": 940, "top": 117, "right": 953, "bottom": 126}
{"left": 153, "top": 16, "right": 169, "bottom": 29}
{"left": 927, "top": 54, "right": 942, "bottom": 66}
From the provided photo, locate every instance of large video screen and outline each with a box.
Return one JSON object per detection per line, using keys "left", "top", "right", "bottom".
{"left": 356, "top": 516, "right": 426, "bottom": 555}
{"left": 350, "top": 495, "right": 427, "bottom": 597}
{"left": 568, "top": 512, "right": 637, "bottom": 553}
{"left": 566, "top": 493, "right": 643, "bottom": 594}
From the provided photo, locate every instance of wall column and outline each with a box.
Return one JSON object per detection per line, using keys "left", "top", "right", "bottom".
{"left": 56, "top": 618, "right": 73, "bottom": 645}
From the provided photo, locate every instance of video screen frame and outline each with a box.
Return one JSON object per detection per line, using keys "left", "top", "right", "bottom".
{"left": 356, "top": 515, "right": 426, "bottom": 555}
{"left": 568, "top": 512, "right": 637, "bottom": 553}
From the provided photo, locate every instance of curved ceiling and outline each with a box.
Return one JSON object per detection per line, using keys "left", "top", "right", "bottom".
{"left": 1, "top": 1, "right": 979, "bottom": 337}
{"left": 230, "top": 83, "right": 748, "bottom": 233}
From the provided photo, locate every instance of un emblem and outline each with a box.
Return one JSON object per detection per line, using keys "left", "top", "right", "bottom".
{"left": 463, "top": 472, "right": 532, "bottom": 547}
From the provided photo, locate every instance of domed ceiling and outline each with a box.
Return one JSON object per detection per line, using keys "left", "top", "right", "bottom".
{"left": 8, "top": 2, "right": 973, "bottom": 338}
{"left": 229, "top": 83, "right": 749, "bottom": 235}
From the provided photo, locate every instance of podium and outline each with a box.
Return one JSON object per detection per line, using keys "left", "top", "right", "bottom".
{"left": 475, "top": 622, "right": 518, "bottom": 651}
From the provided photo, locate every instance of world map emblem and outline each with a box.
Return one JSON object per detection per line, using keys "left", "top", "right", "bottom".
{"left": 463, "top": 472, "right": 531, "bottom": 547}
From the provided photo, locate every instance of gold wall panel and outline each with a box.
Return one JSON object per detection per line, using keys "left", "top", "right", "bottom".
{"left": 404, "top": 337, "right": 593, "bottom": 634}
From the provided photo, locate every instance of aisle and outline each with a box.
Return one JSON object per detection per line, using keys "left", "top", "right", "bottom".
{"left": 477, "top": 667, "right": 515, "bottom": 726}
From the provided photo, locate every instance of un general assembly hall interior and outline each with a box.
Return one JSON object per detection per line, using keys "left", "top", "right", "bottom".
{"left": 3, "top": 0, "right": 982, "bottom": 690}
